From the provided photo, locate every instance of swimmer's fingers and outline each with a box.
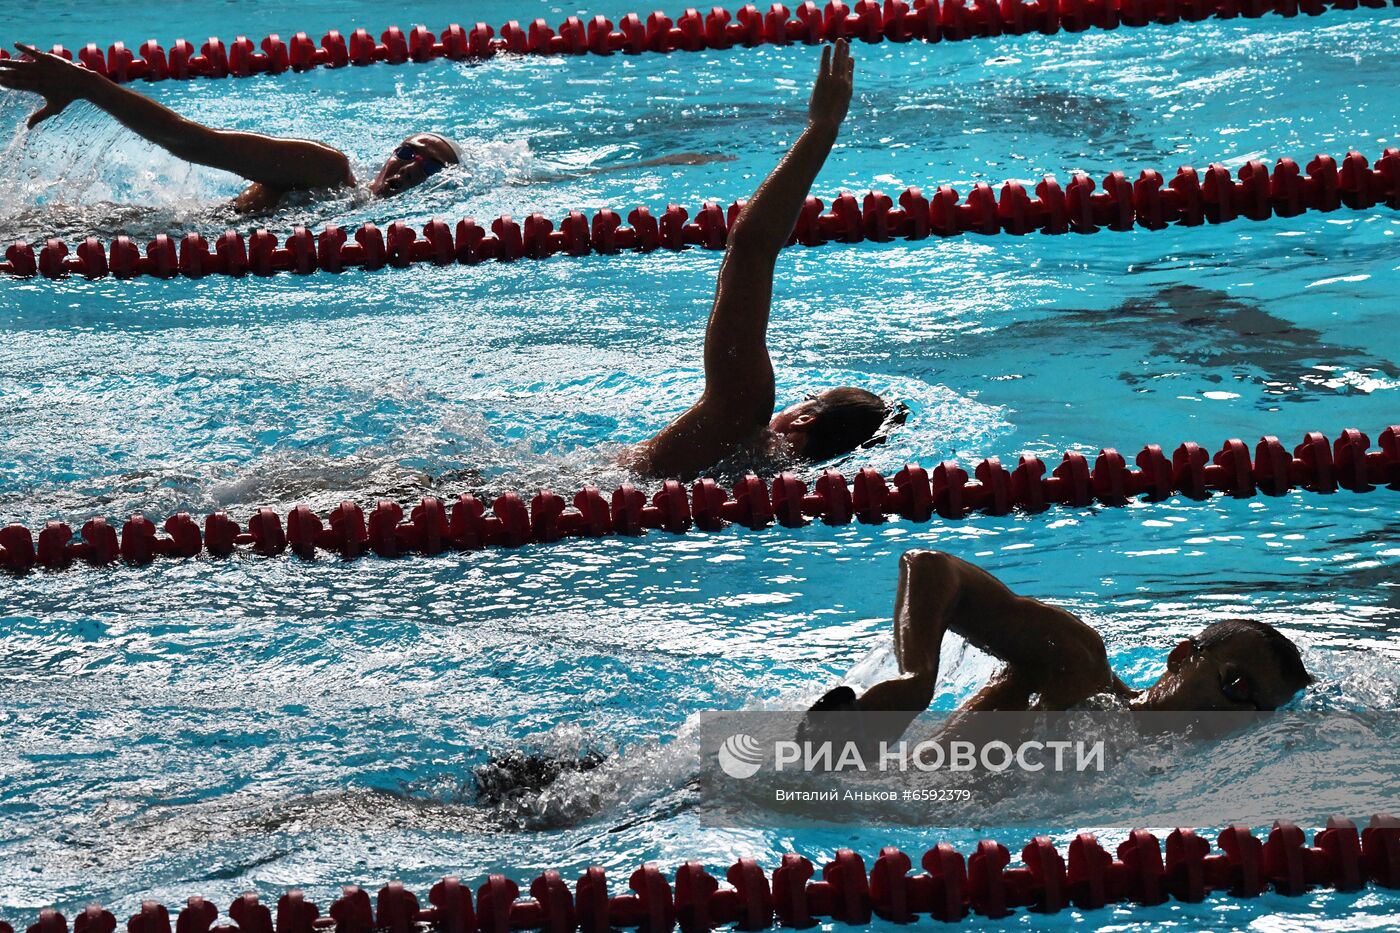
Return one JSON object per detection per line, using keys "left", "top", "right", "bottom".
{"left": 13, "top": 42, "right": 46, "bottom": 62}
{"left": 0, "top": 71, "right": 40, "bottom": 93}
{"left": 832, "top": 39, "right": 854, "bottom": 80}
{"left": 1, "top": 47, "right": 56, "bottom": 81}
{"left": 0, "top": 56, "right": 69, "bottom": 127}
{"left": 809, "top": 39, "right": 854, "bottom": 127}
{"left": 26, "top": 101, "right": 65, "bottom": 129}
{"left": 9, "top": 44, "right": 76, "bottom": 74}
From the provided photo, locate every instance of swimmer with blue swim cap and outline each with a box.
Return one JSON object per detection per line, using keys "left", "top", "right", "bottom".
{"left": 633, "top": 40, "right": 895, "bottom": 478}
{"left": 1, "top": 43, "right": 460, "bottom": 211}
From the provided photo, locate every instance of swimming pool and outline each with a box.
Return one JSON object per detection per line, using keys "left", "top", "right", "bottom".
{"left": 1, "top": 0, "right": 1398, "bottom": 927}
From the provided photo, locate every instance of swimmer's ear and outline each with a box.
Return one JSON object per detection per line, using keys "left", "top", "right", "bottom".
{"left": 27, "top": 103, "right": 65, "bottom": 129}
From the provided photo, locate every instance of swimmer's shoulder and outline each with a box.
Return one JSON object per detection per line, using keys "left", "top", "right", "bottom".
{"left": 1041, "top": 670, "right": 1134, "bottom": 711}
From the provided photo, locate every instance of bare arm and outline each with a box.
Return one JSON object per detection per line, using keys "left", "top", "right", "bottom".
{"left": 637, "top": 41, "right": 854, "bottom": 478}
{"left": 0, "top": 43, "right": 351, "bottom": 191}
{"left": 858, "top": 550, "right": 1113, "bottom": 713}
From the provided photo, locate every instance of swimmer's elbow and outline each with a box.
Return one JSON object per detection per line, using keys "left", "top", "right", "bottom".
{"left": 900, "top": 549, "right": 962, "bottom": 583}
{"left": 321, "top": 148, "right": 355, "bottom": 188}
{"left": 902, "top": 548, "right": 954, "bottom": 568}
{"left": 287, "top": 143, "right": 354, "bottom": 190}
{"left": 207, "top": 132, "right": 352, "bottom": 191}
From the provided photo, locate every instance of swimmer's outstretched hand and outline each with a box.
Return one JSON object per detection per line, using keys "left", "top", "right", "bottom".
{"left": 0, "top": 43, "right": 95, "bottom": 128}
{"left": 808, "top": 39, "right": 855, "bottom": 132}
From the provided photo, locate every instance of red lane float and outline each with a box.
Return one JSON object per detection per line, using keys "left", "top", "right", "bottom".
{"left": 3, "top": 148, "right": 1397, "bottom": 281}
{"left": 6, "top": 0, "right": 1396, "bottom": 83}
{"left": 2, "top": 426, "right": 1396, "bottom": 572}
{"left": 3, "top": 818, "right": 1396, "bottom": 930}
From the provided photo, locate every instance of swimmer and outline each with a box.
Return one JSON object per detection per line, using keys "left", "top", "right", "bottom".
{"left": 806, "top": 550, "right": 1313, "bottom": 741}
{"left": 0, "top": 42, "right": 725, "bottom": 212}
{"left": 473, "top": 749, "right": 604, "bottom": 807}
{"left": 631, "top": 40, "right": 894, "bottom": 478}
{"left": 1, "top": 42, "right": 435, "bottom": 210}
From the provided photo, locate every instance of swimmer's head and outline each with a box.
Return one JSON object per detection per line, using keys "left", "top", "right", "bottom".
{"left": 370, "top": 133, "right": 462, "bottom": 197}
{"left": 796, "top": 685, "right": 863, "bottom": 747}
{"left": 1141, "top": 618, "right": 1313, "bottom": 712}
{"left": 770, "top": 387, "right": 890, "bottom": 462}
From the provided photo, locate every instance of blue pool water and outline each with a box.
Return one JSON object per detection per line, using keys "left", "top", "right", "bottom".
{"left": 2, "top": 0, "right": 1399, "bottom": 928}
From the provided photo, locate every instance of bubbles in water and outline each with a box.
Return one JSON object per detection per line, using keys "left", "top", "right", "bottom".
{"left": 0, "top": 97, "right": 231, "bottom": 241}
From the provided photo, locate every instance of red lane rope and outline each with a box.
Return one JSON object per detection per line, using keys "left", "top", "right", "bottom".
{"left": 3, "top": 149, "right": 1397, "bottom": 281}
{"left": 4, "top": 0, "right": 1396, "bottom": 84}
{"left": 1, "top": 426, "right": 1395, "bottom": 571}
{"left": 2, "top": 817, "right": 1396, "bottom": 931}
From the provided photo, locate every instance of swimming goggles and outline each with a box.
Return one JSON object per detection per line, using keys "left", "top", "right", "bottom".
{"left": 1188, "top": 637, "right": 1261, "bottom": 709}
{"left": 395, "top": 144, "right": 445, "bottom": 177}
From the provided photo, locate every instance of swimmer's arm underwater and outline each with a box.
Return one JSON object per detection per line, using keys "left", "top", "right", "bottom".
{"left": 637, "top": 40, "right": 854, "bottom": 477}
{"left": 854, "top": 551, "right": 1117, "bottom": 721}
{"left": 1, "top": 43, "right": 352, "bottom": 192}
{"left": 534, "top": 152, "right": 736, "bottom": 183}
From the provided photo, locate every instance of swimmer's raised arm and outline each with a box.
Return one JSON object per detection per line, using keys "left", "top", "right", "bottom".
{"left": 0, "top": 43, "right": 352, "bottom": 192}
{"left": 856, "top": 550, "right": 1115, "bottom": 716}
{"left": 637, "top": 40, "right": 854, "bottom": 477}
{"left": 723, "top": 40, "right": 853, "bottom": 266}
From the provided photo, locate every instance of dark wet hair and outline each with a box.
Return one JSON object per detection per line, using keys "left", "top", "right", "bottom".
{"left": 802, "top": 387, "right": 889, "bottom": 461}
{"left": 1194, "top": 618, "right": 1313, "bottom": 692}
